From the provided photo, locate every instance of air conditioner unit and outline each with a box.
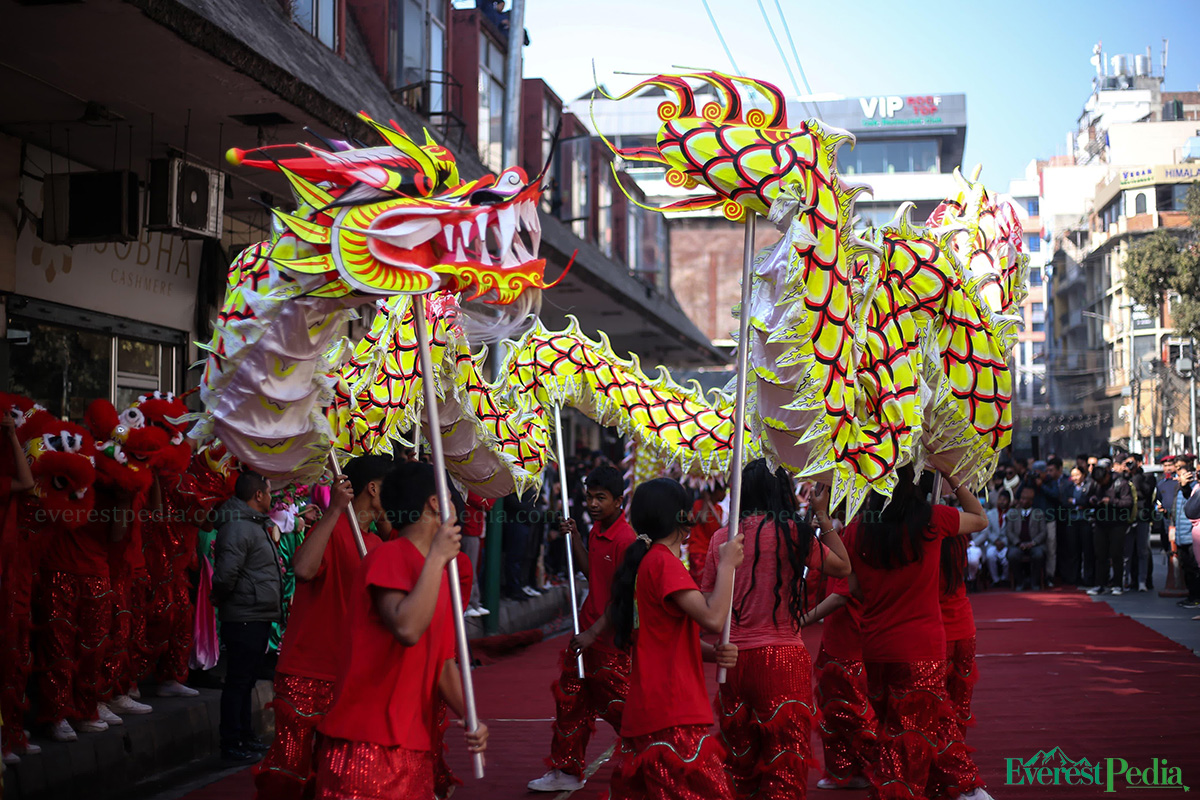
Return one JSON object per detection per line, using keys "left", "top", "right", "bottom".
{"left": 41, "top": 171, "right": 140, "bottom": 245}
{"left": 147, "top": 158, "right": 225, "bottom": 238}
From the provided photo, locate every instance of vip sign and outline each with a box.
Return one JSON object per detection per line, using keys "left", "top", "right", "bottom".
{"left": 859, "top": 95, "right": 942, "bottom": 118}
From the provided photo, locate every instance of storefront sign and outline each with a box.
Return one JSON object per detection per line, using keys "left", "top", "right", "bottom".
{"left": 791, "top": 93, "right": 966, "bottom": 132}
{"left": 1119, "top": 164, "right": 1200, "bottom": 189}
{"left": 15, "top": 225, "right": 200, "bottom": 332}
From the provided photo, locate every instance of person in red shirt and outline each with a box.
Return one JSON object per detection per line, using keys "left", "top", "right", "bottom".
{"left": 607, "top": 477, "right": 742, "bottom": 800}
{"left": 461, "top": 492, "right": 494, "bottom": 618}
{"left": 687, "top": 482, "right": 725, "bottom": 583}
{"left": 313, "top": 461, "right": 487, "bottom": 799}
{"left": 701, "top": 464, "right": 850, "bottom": 800}
{"left": 528, "top": 465, "right": 637, "bottom": 793}
{"left": 844, "top": 465, "right": 988, "bottom": 800}
{"left": 926, "top": 532, "right": 989, "bottom": 800}
{"left": 0, "top": 412, "right": 35, "bottom": 764}
{"left": 253, "top": 454, "right": 392, "bottom": 800}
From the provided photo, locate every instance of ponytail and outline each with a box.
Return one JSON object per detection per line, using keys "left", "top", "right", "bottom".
{"left": 609, "top": 478, "right": 691, "bottom": 649}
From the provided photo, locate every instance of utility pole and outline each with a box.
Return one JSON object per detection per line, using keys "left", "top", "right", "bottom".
{"left": 500, "top": 0, "right": 526, "bottom": 170}
{"left": 1191, "top": 339, "right": 1198, "bottom": 455}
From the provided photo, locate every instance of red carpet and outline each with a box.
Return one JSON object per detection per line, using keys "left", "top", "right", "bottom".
{"left": 184, "top": 588, "right": 1200, "bottom": 799}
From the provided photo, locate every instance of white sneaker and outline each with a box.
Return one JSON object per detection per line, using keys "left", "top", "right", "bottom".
{"left": 109, "top": 695, "right": 152, "bottom": 715}
{"left": 1138, "top": 582, "right": 1148, "bottom": 592}
{"left": 522, "top": 585, "right": 541, "bottom": 597}
{"left": 816, "top": 776, "right": 869, "bottom": 790}
{"left": 73, "top": 719, "right": 108, "bottom": 734}
{"left": 1086, "top": 586, "right": 1104, "bottom": 595}
{"left": 527, "top": 769, "right": 585, "bottom": 792}
{"left": 954, "top": 788, "right": 995, "bottom": 800}
{"left": 97, "top": 703, "right": 123, "bottom": 726}
{"left": 156, "top": 681, "right": 199, "bottom": 698}
{"left": 1110, "top": 587, "right": 1123, "bottom": 596}
{"left": 50, "top": 720, "right": 78, "bottom": 742}
{"left": 2, "top": 751, "right": 19, "bottom": 765}
{"left": 474, "top": 606, "right": 490, "bottom": 617}
{"left": 18, "top": 742, "right": 41, "bottom": 755}
{"left": 464, "top": 607, "right": 482, "bottom": 618}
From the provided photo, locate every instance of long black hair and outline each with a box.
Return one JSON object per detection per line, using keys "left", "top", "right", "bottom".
{"left": 939, "top": 534, "right": 968, "bottom": 596}
{"left": 610, "top": 478, "right": 691, "bottom": 650}
{"left": 858, "top": 463, "right": 934, "bottom": 569}
{"left": 734, "top": 459, "right": 816, "bottom": 633}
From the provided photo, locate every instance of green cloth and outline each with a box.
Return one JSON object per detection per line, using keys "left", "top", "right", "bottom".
{"left": 271, "top": 528, "right": 305, "bottom": 652}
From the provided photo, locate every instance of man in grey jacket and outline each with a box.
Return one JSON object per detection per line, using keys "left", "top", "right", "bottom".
{"left": 1005, "top": 485, "right": 1048, "bottom": 590}
{"left": 211, "top": 472, "right": 282, "bottom": 762}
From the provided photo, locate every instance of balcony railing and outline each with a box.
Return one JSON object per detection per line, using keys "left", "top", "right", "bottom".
{"left": 392, "top": 70, "right": 467, "bottom": 149}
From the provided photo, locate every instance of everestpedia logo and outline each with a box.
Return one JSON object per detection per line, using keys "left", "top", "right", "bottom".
{"left": 1006, "top": 747, "right": 1189, "bottom": 792}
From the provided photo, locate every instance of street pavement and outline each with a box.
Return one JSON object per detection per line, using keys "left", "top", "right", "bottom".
{"left": 163, "top": 586, "right": 1200, "bottom": 800}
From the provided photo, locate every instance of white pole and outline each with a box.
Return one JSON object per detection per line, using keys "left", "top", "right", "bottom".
{"left": 716, "top": 212, "right": 756, "bottom": 685}
{"left": 413, "top": 294, "right": 484, "bottom": 779}
{"left": 1191, "top": 340, "right": 1197, "bottom": 455}
{"left": 553, "top": 405, "right": 585, "bottom": 678}
{"left": 500, "top": 0, "right": 526, "bottom": 169}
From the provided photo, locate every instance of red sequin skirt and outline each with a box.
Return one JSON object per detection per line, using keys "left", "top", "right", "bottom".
{"left": 313, "top": 736, "right": 435, "bottom": 800}
{"left": 865, "top": 660, "right": 953, "bottom": 800}
{"left": 547, "top": 646, "right": 631, "bottom": 776}
{"left": 253, "top": 672, "right": 335, "bottom": 800}
{"left": 927, "top": 637, "right": 984, "bottom": 799}
{"left": 814, "top": 646, "right": 877, "bottom": 787}
{"left": 715, "top": 645, "right": 815, "bottom": 800}
{"left": 610, "top": 725, "right": 733, "bottom": 800}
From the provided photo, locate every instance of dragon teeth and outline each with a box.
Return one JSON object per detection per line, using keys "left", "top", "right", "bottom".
{"left": 443, "top": 224, "right": 454, "bottom": 250}
{"left": 459, "top": 219, "right": 474, "bottom": 247}
{"left": 497, "top": 205, "right": 516, "bottom": 259}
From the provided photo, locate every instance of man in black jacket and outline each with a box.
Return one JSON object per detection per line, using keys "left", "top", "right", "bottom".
{"left": 1086, "top": 460, "right": 1134, "bottom": 596}
{"left": 1123, "top": 453, "right": 1157, "bottom": 591}
{"left": 211, "top": 472, "right": 282, "bottom": 762}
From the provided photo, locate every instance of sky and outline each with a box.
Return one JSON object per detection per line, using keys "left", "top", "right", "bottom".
{"left": 514, "top": 0, "right": 1200, "bottom": 189}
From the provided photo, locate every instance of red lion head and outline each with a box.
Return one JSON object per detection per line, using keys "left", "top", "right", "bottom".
{"left": 24, "top": 418, "right": 97, "bottom": 529}
{"left": 124, "top": 391, "right": 192, "bottom": 476}
{"left": 84, "top": 399, "right": 162, "bottom": 497}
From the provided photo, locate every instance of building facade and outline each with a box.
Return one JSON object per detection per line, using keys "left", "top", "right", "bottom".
{"left": 0, "top": 0, "right": 719, "bottom": 429}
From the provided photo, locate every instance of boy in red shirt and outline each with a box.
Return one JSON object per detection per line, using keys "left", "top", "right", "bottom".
{"left": 528, "top": 466, "right": 636, "bottom": 793}
{"left": 254, "top": 455, "right": 392, "bottom": 800}
{"left": 313, "top": 461, "right": 487, "bottom": 799}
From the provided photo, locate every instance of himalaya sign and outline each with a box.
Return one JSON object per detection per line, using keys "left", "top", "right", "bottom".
{"left": 1005, "top": 747, "right": 1189, "bottom": 792}
{"left": 1119, "top": 164, "right": 1200, "bottom": 188}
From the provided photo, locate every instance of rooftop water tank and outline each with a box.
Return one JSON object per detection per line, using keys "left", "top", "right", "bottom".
{"left": 1111, "top": 54, "right": 1131, "bottom": 76}
{"left": 1134, "top": 54, "right": 1151, "bottom": 76}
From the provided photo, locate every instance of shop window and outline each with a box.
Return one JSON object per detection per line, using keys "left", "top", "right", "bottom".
{"left": 6, "top": 319, "right": 111, "bottom": 422}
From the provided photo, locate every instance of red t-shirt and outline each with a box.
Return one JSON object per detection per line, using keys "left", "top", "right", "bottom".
{"left": 277, "top": 515, "right": 383, "bottom": 681}
{"left": 687, "top": 499, "right": 723, "bottom": 582}
{"left": 42, "top": 488, "right": 119, "bottom": 577}
{"left": 845, "top": 505, "right": 960, "bottom": 663}
{"left": 700, "top": 515, "right": 830, "bottom": 649}
{"left": 620, "top": 544, "right": 712, "bottom": 738}
{"left": 579, "top": 512, "right": 636, "bottom": 652}
{"left": 319, "top": 537, "right": 455, "bottom": 750}
{"left": 939, "top": 571, "right": 976, "bottom": 642}
{"left": 454, "top": 551, "right": 472, "bottom": 610}
{"left": 820, "top": 576, "right": 863, "bottom": 661}
{"left": 462, "top": 493, "right": 494, "bottom": 538}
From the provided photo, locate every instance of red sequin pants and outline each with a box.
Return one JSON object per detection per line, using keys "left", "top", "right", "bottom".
{"left": 715, "top": 645, "right": 815, "bottom": 800}
{"left": 313, "top": 736, "right": 434, "bottom": 800}
{"left": 814, "top": 647, "right": 877, "bottom": 787}
{"left": 34, "top": 571, "right": 114, "bottom": 723}
{"left": 104, "top": 568, "right": 153, "bottom": 697}
{"left": 865, "top": 660, "right": 952, "bottom": 800}
{"left": 547, "top": 646, "right": 631, "bottom": 777}
{"left": 144, "top": 518, "right": 196, "bottom": 684}
{"left": 927, "top": 638, "right": 983, "bottom": 799}
{"left": 1, "top": 543, "right": 34, "bottom": 753}
{"left": 253, "top": 672, "right": 335, "bottom": 800}
{"left": 610, "top": 725, "right": 733, "bottom": 800}
{"left": 433, "top": 701, "right": 461, "bottom": 799}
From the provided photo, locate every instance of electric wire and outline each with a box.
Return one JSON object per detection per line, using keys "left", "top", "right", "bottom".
{"left": 700, "top": 0, "right": 742, "bottom": 75}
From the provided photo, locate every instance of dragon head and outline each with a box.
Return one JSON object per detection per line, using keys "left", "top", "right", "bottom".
{"left": 124, "top": 391, "right": 192, "bottom": 476}
{"left": 596, "top": 71, "right": 852, "bottom": 225}
{"left": 24, "top": 418, "right": 97, "bottom": 528}
{"left": 227, "top": 114, "right": 549, "bottom": 304}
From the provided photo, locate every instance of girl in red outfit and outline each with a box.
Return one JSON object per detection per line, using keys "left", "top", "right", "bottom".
{"left": 926, "top": 534, "right": 992, "bottom": 800}
{"left": 843, "top": 466, "right": 987, "bottom": 800}
{"left": 701, "top": 464, "right": 851, "bottom": 800}
{"left": 687, "top": 482, "right": 725, "bottom": 583}
{"left": 313, "top": 461, "right": 486, "bottom": 799}
{"left": 608, "top": 478, "right": 742, "bottom": 800}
